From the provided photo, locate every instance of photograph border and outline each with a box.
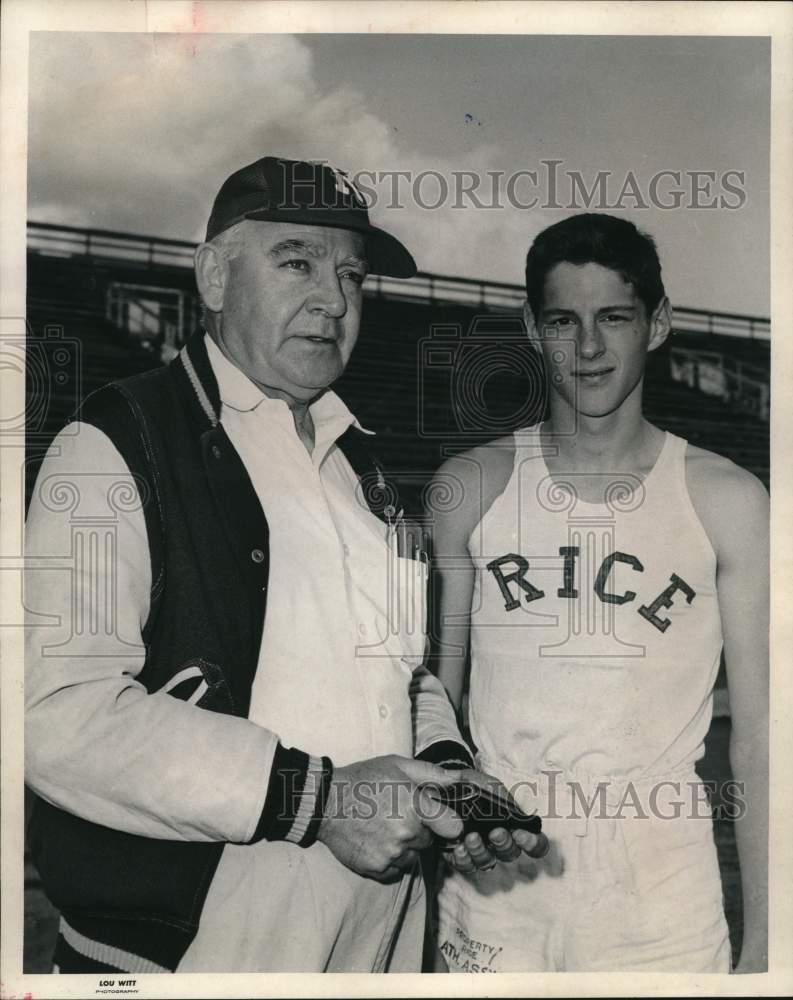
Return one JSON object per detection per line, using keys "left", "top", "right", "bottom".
{"left": 2, "top": 2, "right": 791, "bottom": 997}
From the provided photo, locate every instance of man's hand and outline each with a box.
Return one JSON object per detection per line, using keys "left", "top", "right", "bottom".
{"left": 316, "top": 755, "right": 464, "bottom": 881}
{"left": 434, "top": 767, "right": 550, "bottom": 875}
{"left": 443, "top": 826, "right": 549, "bottom": 874}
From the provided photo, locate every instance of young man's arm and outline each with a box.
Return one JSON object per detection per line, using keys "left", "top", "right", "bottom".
{"left": 428, "top": 459, "right": 477, "bottom": 712}
{"left": 426, "top": 444, "right": 552, "bottom": 871}
{"left": 428, "top": 443, "right": 514, "bottom": 710}
{"left": 691, "top": 453, "right": 769, "bottom": 973}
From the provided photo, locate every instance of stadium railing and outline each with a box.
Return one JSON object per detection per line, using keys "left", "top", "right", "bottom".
{"left": 27, "top": 221, "right": 770, "bottom": 341}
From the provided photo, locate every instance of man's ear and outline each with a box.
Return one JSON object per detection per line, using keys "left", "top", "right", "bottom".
{"left": 523, "top": 300, "right": 542, "bottom": 353}
{"left": 648, "top": 296, "right": 672, "bottom": 353}
{"left": 194, "top": 242, "right": 228, "bottom": 314}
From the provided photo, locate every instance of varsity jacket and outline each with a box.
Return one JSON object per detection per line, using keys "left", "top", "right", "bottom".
{"left": 26, "top": 329, "right": 472, "bottom": 973}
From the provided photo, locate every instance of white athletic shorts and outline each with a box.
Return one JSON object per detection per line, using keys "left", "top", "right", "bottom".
{"left": 436, "top": 756, "right": 732, "bottom": 973}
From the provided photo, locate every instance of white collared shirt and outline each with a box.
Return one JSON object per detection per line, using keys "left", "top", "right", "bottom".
{"left": 205, "top": 335, "right": 424, "bottom": 763}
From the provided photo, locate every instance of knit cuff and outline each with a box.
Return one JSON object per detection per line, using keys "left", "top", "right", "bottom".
{"left": 299, "top": 755, "right": 334, "bottom": 848}
{"left": 248, "top": 743, "right": 332, "bottom": 845}
{"left": 416, "top": 739, "right": 474, "bottom": 771}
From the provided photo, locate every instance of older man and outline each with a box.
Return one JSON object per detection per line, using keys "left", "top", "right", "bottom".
{"left": 24, "top": 156, "right": 541, "bottom": 974}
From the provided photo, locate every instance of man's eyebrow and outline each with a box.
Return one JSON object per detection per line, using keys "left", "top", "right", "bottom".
{"left": 267, "top": 240, "right": 368, "bottom": 269}
{"left": 340, "top": 253, "right": 369, "bottom": 270}
{"left": 268, "top": 239, "right": 321, "bottom": 257}
{"left": 541, "top": 304, "right": 637, "bottom": 314}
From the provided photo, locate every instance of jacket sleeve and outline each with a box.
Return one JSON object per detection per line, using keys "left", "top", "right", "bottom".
{"left": 24, "top": 423, "right": 326, "bottom": 846}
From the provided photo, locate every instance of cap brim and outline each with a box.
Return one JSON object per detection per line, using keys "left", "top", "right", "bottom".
{"left": 362, "top": 224, "right": 417, "bottom": 279}
{"left": 242, "top": 210, "right": 416, "bottom": 279}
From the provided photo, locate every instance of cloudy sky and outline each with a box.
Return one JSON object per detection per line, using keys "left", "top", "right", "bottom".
{"left": 28, "top": 32, "right": 769, "bottom": 315}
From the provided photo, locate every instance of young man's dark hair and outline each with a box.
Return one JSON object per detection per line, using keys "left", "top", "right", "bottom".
{"left": 524, "top": 213, "right": 666, "bottom": 320}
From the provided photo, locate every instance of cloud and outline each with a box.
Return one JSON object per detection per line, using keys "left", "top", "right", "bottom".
{"left": 29, "top": 33, "right": 415, "bottom": 236}
{"left": 27, "top": 31, "right": 556, "bottom": 282}
{"left": 26, "top": 32, "right": 768, "bottom": 313}
{"left": 29, "top": 33, "right": 321, "bottom": 237}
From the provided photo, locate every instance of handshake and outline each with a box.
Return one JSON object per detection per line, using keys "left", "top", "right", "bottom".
{"left": 316, "top": 755, "right": 549, "bottom": 882}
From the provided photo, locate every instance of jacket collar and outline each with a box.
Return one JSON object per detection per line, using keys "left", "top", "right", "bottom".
{"left": 175, "top": 328, "right": 222, "bottom": 430}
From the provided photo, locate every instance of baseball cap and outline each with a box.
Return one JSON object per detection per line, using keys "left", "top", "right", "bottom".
{"left": 205, "top": 156, "right": 416, "bottom": 278}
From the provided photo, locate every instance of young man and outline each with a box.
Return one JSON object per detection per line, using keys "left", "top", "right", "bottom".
{"left": 430, "top": 214, "right": 768, "bottom": 973}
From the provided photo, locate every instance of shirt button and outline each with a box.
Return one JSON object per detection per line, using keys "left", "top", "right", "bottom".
{"left": 211, "top": 445, "right": 222, "bottom": 459}
{"left": 357, "top": 622, "right": 367, "bottom": 636}
{"left": 251, "top": 548, "right": 265, "bottom": 563}
{"left": 343, "top": 543, "right": 350, "bottom": 557}
{"left": 378, "top": 704, "right": 389, "bottom": 719}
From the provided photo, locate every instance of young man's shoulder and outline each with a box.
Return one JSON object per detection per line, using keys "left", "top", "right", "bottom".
{"left": 434, "top": 435, "right": 515, "bottom": 499}
{"left": 429, "top": 435, "right": 516, "bottom": 539}
{"left": 684, "top": 441, "right": 768, "bottom": 505}
{"left": 436, "top": 434, "right": 515, "bottom": 478}
{"left": 683, "top": 442, "right": 769, "bottom": 554}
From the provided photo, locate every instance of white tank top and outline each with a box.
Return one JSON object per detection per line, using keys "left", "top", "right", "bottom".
{"left": 468, "top": 427, "right": 722, "bottom": 780}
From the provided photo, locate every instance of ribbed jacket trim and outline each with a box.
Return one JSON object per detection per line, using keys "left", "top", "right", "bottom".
{"left": 60, "top": 918, "right": 171, "bottom": 974}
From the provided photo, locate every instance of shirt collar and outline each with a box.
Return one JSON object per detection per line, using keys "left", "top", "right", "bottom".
{"left": 204, "top": 334, "right": 374, "bottom": 436}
